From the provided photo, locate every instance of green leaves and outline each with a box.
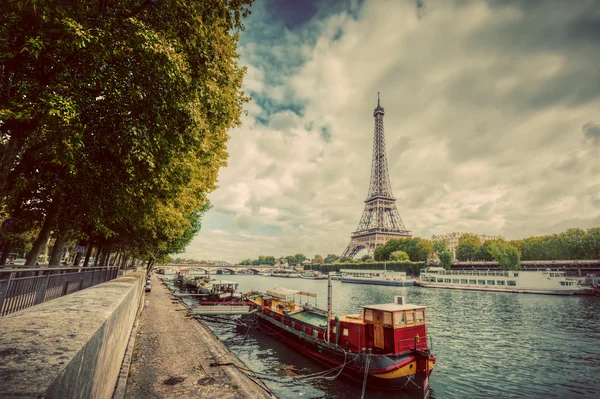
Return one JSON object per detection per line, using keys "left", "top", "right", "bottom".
{"left": 1, "top": 0, "right": 253, "bottom": 262}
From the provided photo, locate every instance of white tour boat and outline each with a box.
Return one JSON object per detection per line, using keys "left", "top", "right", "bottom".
{"left": 341, "top": 269, "right": 414, "bottom": 287}
{"left": 272, "top": 269, "right": 301, "bottom": 278}
{"left": 417, "top": 267, "right": 584, "bottom": 295}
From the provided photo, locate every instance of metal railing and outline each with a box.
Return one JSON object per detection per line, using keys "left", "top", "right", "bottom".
{"left": 0, "top": 266, "right": 118, "bottom": 316}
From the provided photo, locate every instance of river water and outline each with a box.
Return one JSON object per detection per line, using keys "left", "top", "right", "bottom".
{"left": 179, "top": 274, "right": 600, "bottom": 399}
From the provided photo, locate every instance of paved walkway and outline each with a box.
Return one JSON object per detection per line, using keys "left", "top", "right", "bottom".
{"left": 124, "top": 274, "right": 274, "bottom": 399}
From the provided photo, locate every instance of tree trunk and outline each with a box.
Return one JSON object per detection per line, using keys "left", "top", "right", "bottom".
{"left": 49, "top": 230, "right": 68, "bottom": 266}
{"left": 121, "top": 255, "right": 129, "bottom": 269}
{"left": 25, "top": 199, "right": 61, "bottom": 266}
{"left": 0, "top": 124, "right": 30, "bottom": 207}
{"left": 0, "top": 241, "right": 11, "bottom": 265}
{"left": 94, "top": 242, "right": 103, "bottom": 266}
{"left": 82, "top": 243, "right": 94, "bottom": 267}
{"left": 73, "top": 239, "right": 87, "bottom": 266}
{"left": 102, "top": 244, "right": 112, "bottom": 266}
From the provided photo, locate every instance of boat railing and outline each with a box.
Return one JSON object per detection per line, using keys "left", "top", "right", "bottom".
{"left": 426, "top": 270, "right": 510, "bottom": 277}
{"left": 396, "top": 335, "right": 433, "bottom": 353}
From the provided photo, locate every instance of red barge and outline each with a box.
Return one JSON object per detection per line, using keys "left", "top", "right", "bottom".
{"left": 246, "top": 282, "right": 436, "bottom": 397}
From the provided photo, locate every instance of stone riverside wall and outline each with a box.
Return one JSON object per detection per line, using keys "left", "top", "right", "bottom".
{"left": 0, "top": 271, "right": 145, "bottom": 399}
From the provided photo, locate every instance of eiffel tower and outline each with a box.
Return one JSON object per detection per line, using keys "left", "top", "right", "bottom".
{"left": 342, "top": 94, "right": 411, "bottom": 258}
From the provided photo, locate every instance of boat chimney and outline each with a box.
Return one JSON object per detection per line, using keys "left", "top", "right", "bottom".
{"left": 394, "top": 296, "right": 406, "bottom": 305}
{"left": 327, "top": 273, "right": 333, "bottom": 343}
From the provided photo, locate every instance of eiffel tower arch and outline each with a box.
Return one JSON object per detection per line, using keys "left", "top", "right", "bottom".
{"left": 342, "top": 94, "right": 411, "bottom": 259}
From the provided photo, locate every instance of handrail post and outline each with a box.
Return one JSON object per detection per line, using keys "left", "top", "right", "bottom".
{"left": 34, "top": 274, "right": 51, "bottom": 305}
{"left": 61, "top": 273, "right": 70, "bottom": 296}
{"left": 0, "top": 273, "right": 14, "bottom": 315}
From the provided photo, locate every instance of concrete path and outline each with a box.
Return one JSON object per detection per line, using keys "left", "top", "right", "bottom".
{"left": 124, "top": 274, "right": 274, "bottom": 399}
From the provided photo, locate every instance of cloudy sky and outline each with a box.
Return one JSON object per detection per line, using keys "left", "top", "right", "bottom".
{"left": 182, "top": 0, "right": 600, "bottom": 263}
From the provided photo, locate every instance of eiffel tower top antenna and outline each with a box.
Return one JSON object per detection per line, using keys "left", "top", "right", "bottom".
{"left": 377, "top": 91, "right": 380, "bottom": 106}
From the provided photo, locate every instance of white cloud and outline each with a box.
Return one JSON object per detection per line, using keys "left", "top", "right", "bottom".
{"left": 183, "top": 0, "right": 600, "bottom": 262}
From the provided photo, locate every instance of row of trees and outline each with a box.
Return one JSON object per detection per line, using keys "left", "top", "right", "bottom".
{"left": 0, "top": 1, "right": 252, "bottom": 266}
{"left": 235, "top": 227, "right": 599, "bottom": 270}
{"left": 511, "top": 228, "right": 600, "bottom": 261}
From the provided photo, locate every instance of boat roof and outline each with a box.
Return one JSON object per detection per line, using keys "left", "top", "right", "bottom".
{"left": 289, "top": 312, "right": 327, "bottom": 328}
{"left": 362, "top": 303, "right": 426, "bottom": 312}
{"left": 266, "top": 287, "right": 299, "bottom": 299}
{"left": 211, "top": 280, "right": 238, "bottom": 285}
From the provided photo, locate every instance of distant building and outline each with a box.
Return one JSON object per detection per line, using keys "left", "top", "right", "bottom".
{"left": 431, "top": 232, "right": 504, "bottom": 260}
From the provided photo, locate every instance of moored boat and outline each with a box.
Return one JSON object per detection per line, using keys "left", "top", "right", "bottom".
{"left": 271, "top": 269, "right": 301, "bottom": 278}
{"left": 417, "top": 267, "right": 587, "bottom": 295}
{"left": 245, "top": 281, "right": 435, "bottom": 397}
{"left": 341, "top": 269, "right": 414, "bottom": 286}
{"left": 300, "top": 271, "right": 326, "bottom": 279}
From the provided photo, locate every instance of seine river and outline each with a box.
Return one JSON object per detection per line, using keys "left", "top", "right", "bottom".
{"left": 188, "top": 274, "right": 600, "bottom": 398}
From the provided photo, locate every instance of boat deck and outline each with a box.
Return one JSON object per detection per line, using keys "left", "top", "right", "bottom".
{"left": 289, "top": 311, "right": 328, "bottom": 328}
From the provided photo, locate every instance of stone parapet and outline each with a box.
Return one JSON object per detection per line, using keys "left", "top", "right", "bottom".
{"left": 0, "top": 271, "right": 145, "bottom": 398}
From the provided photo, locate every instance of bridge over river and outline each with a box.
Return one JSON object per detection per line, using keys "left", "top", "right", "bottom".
{"left": 159, "top": 264, "right": 283, "bottom": 275}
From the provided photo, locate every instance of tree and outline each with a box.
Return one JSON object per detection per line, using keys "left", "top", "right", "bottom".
{"left": 489, "top": 241, "right": 521, "bottom": 270}
{"left": 285, "top": 255, "right": 296, "bottom": 265}
{"left": 0, "top": 0, "right": 253, "bottom": 265}
{"left": 294, "top": 254, "right": 307, "bottom": 265}
{"left": 586, "top": 227, "right": 600, "bottom": 261}
{"left": 390, "top": 251, "right": 409, "bottom": 261}
{"left": 439, "top": 250, "right": 453, "bottom": 270}
{"left": 324, "top": 254, "right": 339, "bottom": 264}
{"left": 455, "top": 234, "right": 482, "bottom": 261}
{"left": 475, "top": 240, "right": 496, "bottom": 261}
{"left": 432, "top": 239, "right": 449, "bottom": 257}
{"left": 561, "top": 228, "right": 587, "bottom": 260}
{"left": 361, "top": 254, "right": 372, "bottom": 262}
{"left": 373, "top": 237, "right": 432, "bottom": 262}
{"left": 313, "top": 255, "right": 324, "bottom": 264}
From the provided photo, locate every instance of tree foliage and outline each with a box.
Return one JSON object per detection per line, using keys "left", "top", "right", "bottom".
{"left": 390, "top": 250, "right": 409, "bottom": 262}
{"left": 0, "top": 0, "right": 253, "bottom": 265}
{"left": 510, "top": 227, "right": 600, "bottom": 261}
{"left": 455, "top": 234, "right": 482, "bottom": 261}
{"left": 488, "top": 240, "right": 521, "bottom": 270}
{"left": 373, "top": 238, "right": 433, "bottom": 262}
{"left": 439, "top": 250, "right": 453, "bottom": 270}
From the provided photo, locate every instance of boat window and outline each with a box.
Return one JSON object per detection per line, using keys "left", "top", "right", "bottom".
{"left": 469, "top": 279, "right": 476, "bottom": 284}
{"left": 478, "top": 280, "right": 486, "bottom": 285}
{"left": 560, "top": 281, "right": 565, "bottom": 286}
{"left": 497, "top": 280, "right": 505, "bottom": 286}
{"left": 383, "top": 312, "right": 392, "bottom": 325}
{"left": 332, "top": 326, "right": 337, "bottom": 334}
{"left": 508, "top": 281, "right": 516, "bottom": 286}
{"left": 452, "top": 279, "right": 459, "bottom": 283}
{"left": 343, "top": 328, "right": 349, "bottom": 337}
{"left": 406, "top": 312, "right": 415, "bottom": 324}
{"left": 365, "top": 309, "right": 373, "bottom": 322}
{"left": 460, "top": 279, "right": 468, "bottom": 284}
{"left": 394, "top": 312, "right": 405, "bottom": 326}
{"left": 514, "top": 273, "right": 519, "bottom": 277}
{"left": 291, "top": 321, "right": 295, "bottom": 328}
{"left": 313, "top": 330, "right": 319, "bottom": 338}
{"left": 415, "top": 310, "right": 425, "bottom": 323}
{"left": 444, "top": 278, "right": 451, "bottom": 283}
{"left": 487, "top": 280, "right": 495, "bottom": 285}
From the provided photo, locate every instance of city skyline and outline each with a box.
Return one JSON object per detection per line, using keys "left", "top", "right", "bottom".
{"left": 182, "top": 0, "right": 600, "bottom": 262}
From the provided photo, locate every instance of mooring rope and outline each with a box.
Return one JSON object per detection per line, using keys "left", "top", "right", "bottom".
{"left": 360, "top": 352, "right": 372, "bottom": 399}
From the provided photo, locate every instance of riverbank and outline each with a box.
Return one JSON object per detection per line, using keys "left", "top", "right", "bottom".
{"left": 123, "top": 274, "right": 275, "bottom": 399}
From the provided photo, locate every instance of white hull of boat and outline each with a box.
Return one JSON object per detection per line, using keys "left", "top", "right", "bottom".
{"left": 416, "top": 281, "right": 580, "bottom": 295}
